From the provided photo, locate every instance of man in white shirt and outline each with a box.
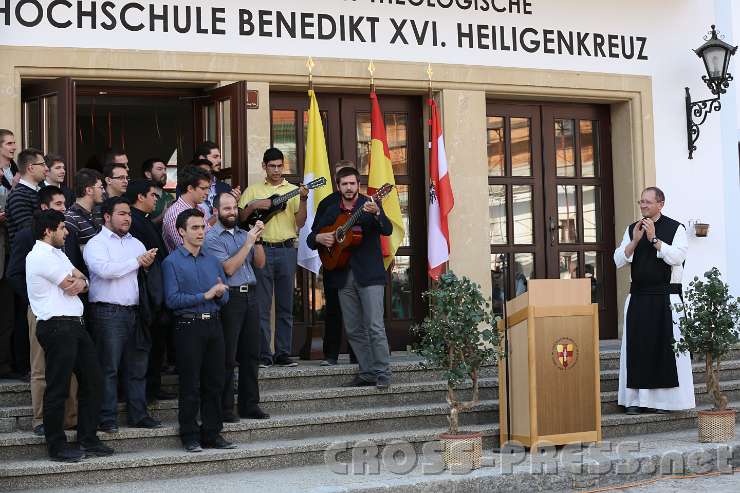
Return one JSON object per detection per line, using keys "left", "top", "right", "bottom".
{"left": 84, "top": 196, "right": 160, "bottom": 433}
{"left": 27, "top": 209, "right": 113, "bottom": 462}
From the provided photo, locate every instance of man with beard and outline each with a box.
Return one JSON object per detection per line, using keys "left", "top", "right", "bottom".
{"left": 142, "top": 158, "right": 174, "bottom": 226}
{"left": 84, "top": 197, "right": 161, "bottom": 433}
{"left": 27, "top": 209, "right": 111, "bottom": 462}
{"left": 204, "top": 193, "right": 268, "bottom": 421}
{"left": 125, "top": 180, "right": 174, "bottom": 404}
{"left": 308, "top": 167, "right": 393, "bottom": 389}
{"left": 614, "top": 186, "right": 695, "bottom": 414}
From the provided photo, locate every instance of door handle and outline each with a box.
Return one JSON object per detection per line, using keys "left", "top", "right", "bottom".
{"left": 548, "top": 216, "right": 557, "bottom": 246}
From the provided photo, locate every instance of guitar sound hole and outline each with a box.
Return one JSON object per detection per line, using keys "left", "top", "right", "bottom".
{"left": 336, "top": 230, "right": 345, "bottom": 243}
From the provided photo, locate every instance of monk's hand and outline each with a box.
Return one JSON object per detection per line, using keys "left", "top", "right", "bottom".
{"left": 633, "top": 219, "right": 646, "bottom": 242}
{"left": 641, "top": 218, "right": 656, "bottom": 242}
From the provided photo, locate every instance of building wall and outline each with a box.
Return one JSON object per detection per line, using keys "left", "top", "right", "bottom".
{"left": 1, "top": 0, "right": 738, "bottom": 325}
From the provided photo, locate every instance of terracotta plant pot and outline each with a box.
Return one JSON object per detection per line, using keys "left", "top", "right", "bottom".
{"left": 694, "top": 223, "right": 710, "bottom": 237}
{"left": 439, "top": 431, "right": 483, "bottom": 471}
{"left": 698, "top": 409, "right": 736, "bottom": 442}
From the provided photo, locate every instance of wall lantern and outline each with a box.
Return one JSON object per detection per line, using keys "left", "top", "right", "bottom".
{"left": 686, "top": 25, "right": 737, "bottom": 159}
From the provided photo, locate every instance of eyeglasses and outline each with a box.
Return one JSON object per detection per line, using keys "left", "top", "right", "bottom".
{"left": 29, "top": 161, "right": 46, "bottom": 167}
{"left": 110, "top": 176, "right": 129, "bottom": 181}
{"left": 265, "top": 164, "right": 284, "bottom": 170}
{"left": 637, "top": 200, "right": 663, "bottom": 205}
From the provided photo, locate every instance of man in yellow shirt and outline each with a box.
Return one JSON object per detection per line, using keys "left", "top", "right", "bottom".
{"left": 239, "top": 148, "right": 307, "bottom": 367}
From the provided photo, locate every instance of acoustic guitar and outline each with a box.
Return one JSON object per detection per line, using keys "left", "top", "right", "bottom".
{"left": 318, "top": 183, "right": 394, "bottom": 271}
{"left": 244, "top": 177, "right": 327, "bottom": 227}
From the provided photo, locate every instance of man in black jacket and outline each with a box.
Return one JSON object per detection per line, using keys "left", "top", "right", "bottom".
{"left": 125, "top": 180, "right": 174, "bottom": 403}
{"left": 307, "top": 166, "right": 393, "bottom": 389}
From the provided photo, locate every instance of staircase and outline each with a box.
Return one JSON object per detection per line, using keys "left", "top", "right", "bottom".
{"left": 1, "top": 343, "right": 739, "bottom": 491}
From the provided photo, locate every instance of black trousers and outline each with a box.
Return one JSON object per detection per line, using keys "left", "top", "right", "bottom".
{"left": 220, "top": 289, "right": 261, "bottom": 416}
{"left": 146, "top": 311, "right": 173, "bottom": 398}
{"left": 322, "top": 286, "right": 355, "bottom": 362}
{"left": 174, "top": 316, "right": 225, "bottom": 445}
{"left": 36, "top": 317, "right": 102, "bottom": 456}
{"left": 13, "top": 294, "right": 29, "bottom": 374}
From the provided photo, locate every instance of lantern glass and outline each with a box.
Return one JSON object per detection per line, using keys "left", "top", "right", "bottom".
{"left": 702, "top": 46, "right": 728, "bottom": 79}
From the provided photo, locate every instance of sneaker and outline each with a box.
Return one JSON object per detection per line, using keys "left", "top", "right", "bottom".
{"left": 376, "top": 377, "right": 391, "bottom": 390}
{"left": 625, "top": 406, "right": 641, "bottom": 415}
{"left": 342, "top": 376, "right": 376, "bottom": 388}
{"left": 183, "top": 441, "right": 202, "bottom": 453}
{"left": 321, "top": 359, "right": 338, "bottom": 366}
{"left": 132, "top": 416, "right": 163, "bottom": 429}
{"left": 275, "top": 357, "right": 298, "bottom": 367}
{"left": 202, "top": 435, "right": 237, "bottom": 449}
{"left": 49, "top": 446, "right": 84, "bottom": 463}
{"left": 33, "top": 424, "right": 45, "bottom": 436}
{"left": 98, "top": 422, "right": 119, "bottom": 433}
{"left": 80, "top": 442, "right": 114, "bottom": 457}
{"left": 259, "top": 360, "right": 272, "bottom": 369}
{"left": 223, "top": 413, "right": 241, "bottom": 423}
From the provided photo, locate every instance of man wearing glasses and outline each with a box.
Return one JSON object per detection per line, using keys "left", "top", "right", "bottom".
{"left": 162, "top": 165, "right": 213, "bottom": 253}
{"left": 103, "top": 163, "right": 129, "bottom": 199}
{"left": 5, "top": 148, "right": 47, "bottom": 380}
{"left": 614, "top": 187, "right": 695, "bottom": 415}
{"left": 239, "top": 148, "right": 307, "bottom": 368}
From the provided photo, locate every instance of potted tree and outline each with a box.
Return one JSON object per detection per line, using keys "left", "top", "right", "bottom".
{"left": 675, "top": 267, "right": 740, "bottom": 442}
{"left": 412, "top": 272, "right": 500, "bottom": 470}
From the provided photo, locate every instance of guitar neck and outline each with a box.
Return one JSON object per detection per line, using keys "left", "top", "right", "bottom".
{"left": 272, "top": 179, "right": 323, "bottom": 206}
{"left": 338, "top": 192, "right": 384, "bottom": 234}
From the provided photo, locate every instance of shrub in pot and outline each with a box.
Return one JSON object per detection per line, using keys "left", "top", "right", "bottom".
{"left": 675, "top": 267, "right": 740, "bottom": 442}
{"left": 412, "top": 271, "right": 500, "bottom": 470}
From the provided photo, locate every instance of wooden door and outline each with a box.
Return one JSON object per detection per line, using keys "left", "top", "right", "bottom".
{"left": 487, "top": 101, "right": 617, "bottom": 339}
{"left": 193, "top": 81, "right": 248, "bottom": 188}
{"left": 21, "top": 77, "right": 76, "bottom": 179}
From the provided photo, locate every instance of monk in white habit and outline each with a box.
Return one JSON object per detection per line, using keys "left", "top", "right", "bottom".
{"left": 613, "top": 186, "right": 695, "bottom": 415}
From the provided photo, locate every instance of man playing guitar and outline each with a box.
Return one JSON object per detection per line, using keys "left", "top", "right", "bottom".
{"left": 238, "top": 148, "right": 308, "bottom": 367}
{"left": 307, "top": 167, "right": 393, "bottom": 389}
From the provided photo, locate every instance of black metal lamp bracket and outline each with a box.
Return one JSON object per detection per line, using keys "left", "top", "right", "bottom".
{"left": 686, "top": 87, "right": 722, "bottom": 160}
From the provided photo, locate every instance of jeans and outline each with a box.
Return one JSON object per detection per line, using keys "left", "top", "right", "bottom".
{"left": 90, "top": 303, "right": 150, "bottom": 426}
{"left": 338, "top": 271, "right": 391, "bottom": 382}
{"left": 36, "top": 317, "right": 102, "bottom": 456}
{"left": 255, "top": 246, "right": 297, "bottom": 362}
{"left": 220, "top": 289, "right": 261, "bottom": 415}
{"left": 174, "top": 316, "right": 225, "bottom": 445}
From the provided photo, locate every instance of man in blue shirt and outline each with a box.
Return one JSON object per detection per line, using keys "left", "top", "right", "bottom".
{"left": 161, "top": 208, "right": 235, "bottom": 452}
{"left": 204, "top": 192, "right": 268, "bottom": 422}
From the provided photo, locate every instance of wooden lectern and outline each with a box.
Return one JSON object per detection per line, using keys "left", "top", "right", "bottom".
{"left": 498, "top": 279, "right": 601, "bottom": 447}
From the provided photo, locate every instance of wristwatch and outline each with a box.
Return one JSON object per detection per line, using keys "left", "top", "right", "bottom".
{"left": 651, "top": 237, "right": 659, "bottom": 245}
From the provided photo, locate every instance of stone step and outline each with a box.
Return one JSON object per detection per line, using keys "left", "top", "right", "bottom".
{"left": 598, "top": 359, "right": 740, "bottom": 392}
{"left": 0, "top": 423, "right": 501, "bottom": 491}
{"left": 0, "top": 400, "right": 497, "bottom": 461}
{"left": 598, "top": 347, "right": 740, "bottom": 371}
{"left": 0, "top": 379, "right": 499, "bottom": 433}
{"left": 2, "top": 400, "right": 739, "bottom": 492}
{"left": 600, "top": 378, "right": 740, "bottom": 414}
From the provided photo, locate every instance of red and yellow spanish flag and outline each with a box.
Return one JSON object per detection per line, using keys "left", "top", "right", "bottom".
{"left": 368, "top": 90, "right": 405, "bottom": 270}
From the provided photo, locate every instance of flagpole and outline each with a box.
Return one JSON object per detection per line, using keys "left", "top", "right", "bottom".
{"left": 306, "top": 56, "right": 315, "bottom": 91}
{"left": 368, "top": 59, "right": 376, "bottom": 93}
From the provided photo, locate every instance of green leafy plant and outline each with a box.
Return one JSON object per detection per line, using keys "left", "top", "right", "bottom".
{"left": 675, "top": 267, "right": 740, "bottom": 410}
{"left": 412, "top": 271, "right": 500, "bottom": 434}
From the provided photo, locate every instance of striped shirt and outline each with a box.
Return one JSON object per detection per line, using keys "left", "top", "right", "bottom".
{"left": 6, "top": 182, "right": 39, "bottom": 246}
{"left": 65, "top": 203, "right": 101, "bottom": 246}
{"left": 162, "top": 196, "right": 211, "bottom": 253}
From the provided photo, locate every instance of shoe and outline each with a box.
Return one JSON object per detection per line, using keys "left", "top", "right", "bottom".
{"left": 132, "top": 416, "right": 163, "bottom": 429}
{"left": 202, "top": 435, "right": 237, "bottom": 450}
{"left": 376, "top": 378, "right": 391, "bottom": 390}
{"left": 321, "top": 359, "right": 338, "bottom": 366}
{"left": 80, "top": 442, "right": 114, "bottom": 457}
{"left": 183, "top": 441, "right": 202, "bottom": 453}
{"left": 654, "top": 408, "right": 672, "bottom": 414}
{"left": 240, "top": 407, "right": 270, "bottom": 420}
{"left": 342, "top": 376, "right": 376, "bottom": 387}
{"left": 33, "top": 424, "right": 45, "bottom": 436}
{"left": 49, "top": 446, "right": 84, "bottom": 463}
{"left": 0, "top": 371, "right": 30, "bottom": 382}
{"left": 625, "top": 406, "right": 641, "bottom": 415}
{"left": 223, "top": 413, "right": 241, "bottom": 423}
{"left": 258, "top": 360, "right": 272, "bottom": 369}
{"left": 274, "top": 357, "right": 298, "bottom": 367}
{"left": 98, "top": 422, "right": 119, "bottom": 433}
